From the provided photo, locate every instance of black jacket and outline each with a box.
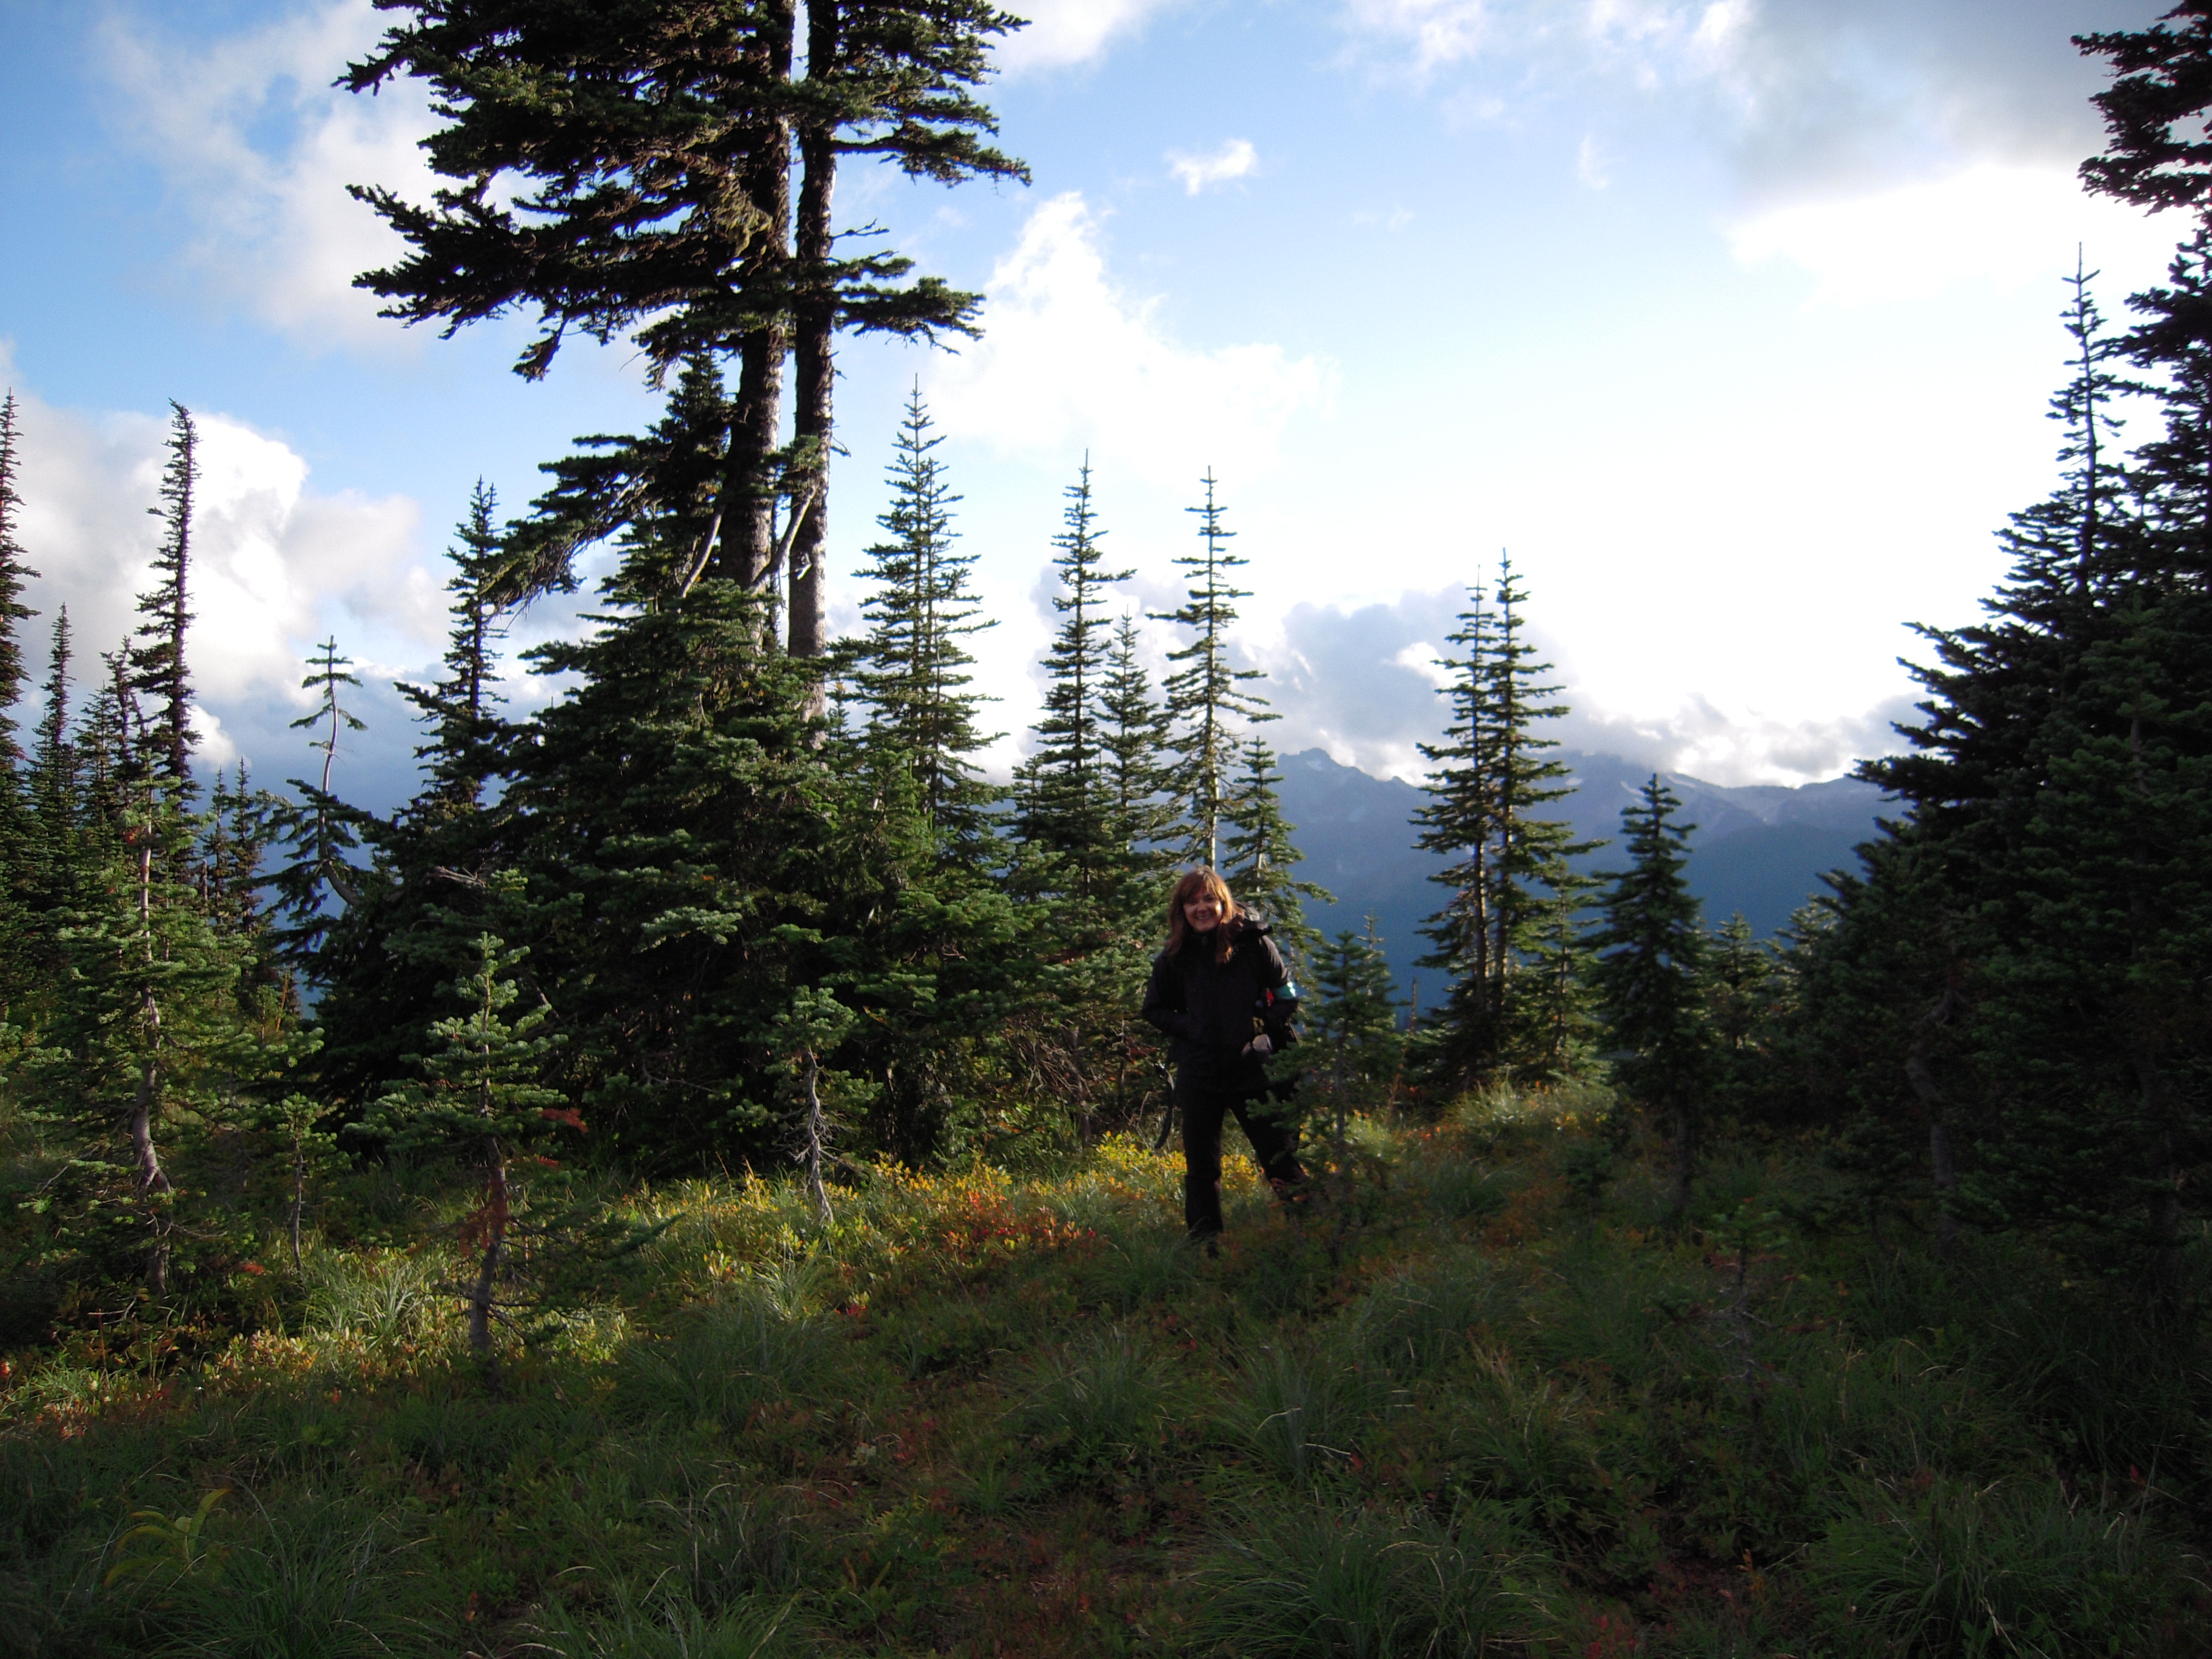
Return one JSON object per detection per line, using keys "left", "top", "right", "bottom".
{"left": 1141, "top": 921, "right": 1288, "bottom": 1087}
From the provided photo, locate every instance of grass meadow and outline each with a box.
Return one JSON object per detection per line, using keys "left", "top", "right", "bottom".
{"left": 2, "top": 1092, "right": 2206, "bottom": 1657}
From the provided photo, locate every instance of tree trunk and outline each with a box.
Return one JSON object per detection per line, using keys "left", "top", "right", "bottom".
{"left": 711, "top": 4, "right": 794, "bottom": 607}
{"left": 1671, "top": 1099, "right": 1694, "bottom": 1222}
{"left": 469, "top": 1138, "right": 509, "bottom": 1393}
{"left": 133, "top": 836, "right": 172, "bottom": 1295}
{"left": 801, "top": 1048, "right": 834, "bottom": 1228}
{"left": 787, "top": 1, "right": 837, "bottom": 691}
{"left": 1905, "top": 1044, "right": 1958, "bottom": 1258}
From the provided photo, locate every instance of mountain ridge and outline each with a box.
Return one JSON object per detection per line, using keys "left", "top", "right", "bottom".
{"left": 1271, "top": 747, "right": 1887, "bottom": 1000}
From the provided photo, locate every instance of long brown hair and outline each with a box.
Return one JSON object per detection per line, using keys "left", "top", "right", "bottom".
{"left": 1164, "top": 868, "right": 1240, "bottom": 964}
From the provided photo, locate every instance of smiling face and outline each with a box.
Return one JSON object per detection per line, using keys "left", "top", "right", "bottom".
{"left": 1165, "top": 869, "right": 1239, "bottom": 953}
{"left": 1183, "top": 890, "right": 1225, "bottom": 933}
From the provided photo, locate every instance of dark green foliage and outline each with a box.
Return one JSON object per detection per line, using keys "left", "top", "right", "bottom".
{"left": 1307, "top": 916, "right": 1403, "bottom": 1110}
{"left": 1413, "top": 562, "right": 1597, "bottom": 1090}
{"left": 1011, "top": 457, "right": 1134, "bottom": 913}
{"left": 342, "top": 0, "right": 1025, "bottom": 607}
{"left": 1593, "top": 776, "right": 1711, "bottom": 1218}
{"left": 0, "top": 394, "right": 38, "bottom": 1036}
{"left": 1097, "top": 609, "right": 1179, "bottom": 894}
{"left": 1806, "top": 238, "right": 2212, "bottom": 1284}
{"left": 127, "top": 403, "right": 199, "bottom": 794}
{"left": 0, "top": 391, "right": 35, "bottom": 774}
{"left": 1153, "top": 470, "right": 1273, "bottom": 871}
{"left": 1221, "top": 737, "right": 1330, "bottom": 964}
{"left": 854, "top": 387, "right": 996, "bottom": 844}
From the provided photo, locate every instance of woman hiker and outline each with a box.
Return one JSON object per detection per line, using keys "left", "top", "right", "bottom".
{"left": 1140, "top": 868, "right": 1308, "bottom": 1242}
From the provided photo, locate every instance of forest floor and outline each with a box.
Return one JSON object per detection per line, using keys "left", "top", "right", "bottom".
{"left": 2, "top": 1090, "right": 2208, "bottom": 1657}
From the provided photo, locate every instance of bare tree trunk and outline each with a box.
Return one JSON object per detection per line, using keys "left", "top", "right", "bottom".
{"left": 787, "top": 0, "right": 837, "bottom": 694}
{"left": 801, "top": 1049, "right": 834, "bottom": 1228}
{"left": 290, "top": 1131, "right": 306, "bottom": 1275}
{"left": 132, "top": 835, "right": 172, "bottom": 1295}
{"left": 469, "top": 1138, "right": 509, "bottom": 1394}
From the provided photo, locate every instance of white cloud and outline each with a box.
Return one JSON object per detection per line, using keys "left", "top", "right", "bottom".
{"left": 1341, "top": 0, "right": 1498, "bottom": 74}
{"left": 95, "top": 0, "right": 437, "bottom": 345}
{"left": 2, "top": 375, "right": 431, "bottom": 752}
{"left": 995, "top": 0, "right": 1183, "bottom": 72}
{"left": 925, "top": 193, "right": 1333, "bottom": 489}
{"left": 1575, "top": 133, "right": 1612, "bottom": 189}
{"left": 1169, "top": 138, "right": 1260, "bottom": 195}
{"left": 1729, "top": 164, "right": 2179, "bottom": 308}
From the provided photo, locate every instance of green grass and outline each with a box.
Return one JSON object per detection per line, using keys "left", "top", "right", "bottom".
{"left": 2, "top": 1100, "right": 2207, "bottom": 1656}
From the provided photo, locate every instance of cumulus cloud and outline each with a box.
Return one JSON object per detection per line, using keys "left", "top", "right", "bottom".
{"left": 95, "top": 0, "right": 437, "bottom": 345}
{"left": 1170, "top": 139, "right": 1260, "bottom": 194}
{"left": 1729, "top": 162, "right": 2177, "bottom": 307}
{"left": 1252, "top": 586, "right": 1908, "bottom": 787}
{"left": 1341, "top": 0, "right": 2149, "bottom": 204}
{"left": 2, "top": 373, "right": 433, "bottom": 779}
{"left": 995, "top": 0, "right": 1185, "bottom": 73}
{"left": 926, "top": 193, "right": 1333, "bottom": 488}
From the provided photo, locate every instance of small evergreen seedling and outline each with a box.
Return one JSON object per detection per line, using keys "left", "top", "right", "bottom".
{"left": 367, "top": 930, "right": 573, "bottom": 1386}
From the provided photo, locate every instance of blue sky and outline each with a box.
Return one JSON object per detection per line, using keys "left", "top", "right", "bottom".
{"left": 0, "top": 0, "right": 2182, "bottom": 813}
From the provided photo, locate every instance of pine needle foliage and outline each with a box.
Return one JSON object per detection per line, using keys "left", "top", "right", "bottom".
{"left": 1153, "top": 470, "right": 1273, "bottom": 871}
{"left": 855, "top": 387, "right": 996, "bottom": 846}
{"left": 1012, "top": 458, "right": 1133, "bottom": 909}
{"left": 1413, "top": 561, "right": 1597, "bottom": 1089}
{"left": 1592, "top": 776, "right": 1711, "bottom": 1219}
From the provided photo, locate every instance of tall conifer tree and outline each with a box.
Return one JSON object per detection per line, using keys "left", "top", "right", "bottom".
{"left": 0, "top": 392, "right": 36, "bottom": 777}
{"left": 1414, "top": 561, "right": 1594, "bottom": 1088}
{"left": 1153, "top": 470, "right": 1272, "bottom": 870}
{"left": 129, "top": 403, "right": 199, "bottom": 797}
{"left": 856, "top": 387, "right": 994, "bottom": 841}
{"left": 1013, "top": 458, "right": 1131, "bottom": 902}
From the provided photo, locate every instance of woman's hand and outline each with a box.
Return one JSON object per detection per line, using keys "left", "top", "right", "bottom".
{"left": 1242, "top": 1032, "right": 1273, "bottom": 1058}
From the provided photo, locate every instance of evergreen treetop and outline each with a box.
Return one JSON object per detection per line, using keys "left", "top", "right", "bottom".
{"left": 1153, "top": 470, "right": 1272, "bottom": 870}
{"left": 0, "top": 392, "right": 37, "bottom": 775}
{"left": 1014, "top": 457, "right": 1133, "bottom": 903}
{"left": 854, "top": 386, "right": 996, "bottom": 842}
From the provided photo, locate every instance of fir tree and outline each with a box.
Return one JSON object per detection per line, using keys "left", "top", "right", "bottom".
{"left": 0, "top": 393, "right": 38, "bottom": 1019}
{"left": 1221, "top": 737, "right": 1330, "bottom": 964}
{"left": 1592, "top": 776, "right": 1711, "bottom": 1219}
{"left": 1413, "top": 561, "right": 1595, "bottom": 1088}
{"left": 270, "top": 640, "right": 369, "bottom": 968}
{"left": 31, "top": 608, "right": 75, "bottom": 831}
{"left": 1098, "top": 612, "right": 1176, "bottom": 901}
{"left": 344, "top": 2, "right": 1024, "bottom": 605}
{"left": 1308, "top": 916, "right": 1403, "bottom": 1103}
{"left": 366, "top": 929, "right": 574, "bottom": 1384}
{"left": 1153, "top": 470, "right": 1272, "bottom": 869}
{"left": 786, "top": 1, "right": 1029, "bottom": 657}
{"left": 1704, "top": 912, "right": 1778, "bottom": 1117}
{"left": 1013, "top": 458, "right": 1133, "bottom": 905}
{"left": 0, "top": 391, "right": 36, "bottom": 775}
{"left": 855, "top": 387, "right": 995, "bottom": 842}
{"left": 129, "top": 403, "right": 199, "bottom": 796}
{"left": 403, "top": 484, "right": 511, "bottom": 809}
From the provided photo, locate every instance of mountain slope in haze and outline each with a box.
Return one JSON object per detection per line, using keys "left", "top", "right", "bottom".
{"left": 1272, "top": 748, "right": 1887, "bottom": 1002}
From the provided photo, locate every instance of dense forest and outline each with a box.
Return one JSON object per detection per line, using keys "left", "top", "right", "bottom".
{"left": 3, "top": 4, "right": 2212, "bottom": 1656}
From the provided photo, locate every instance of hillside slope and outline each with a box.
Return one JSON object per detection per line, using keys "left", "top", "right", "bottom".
{"left": 4, "top": 1110, "right": 2197, "bottom": 1657}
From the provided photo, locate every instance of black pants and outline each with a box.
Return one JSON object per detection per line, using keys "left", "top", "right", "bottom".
{"left": 1180, "top": 1074, "right": 1305, "bottom": 1237}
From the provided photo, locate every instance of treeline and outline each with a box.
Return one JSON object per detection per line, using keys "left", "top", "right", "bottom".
{"left": 1, "top": 0, "right": 2210, "bottom": 1333}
